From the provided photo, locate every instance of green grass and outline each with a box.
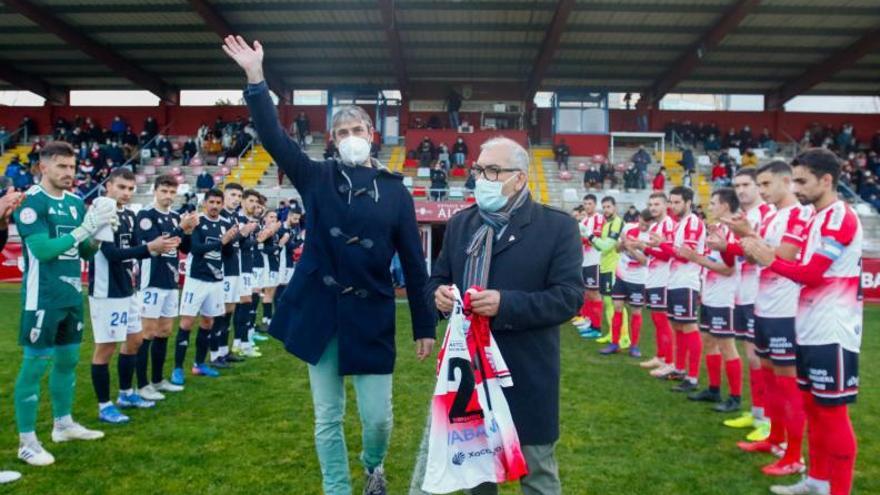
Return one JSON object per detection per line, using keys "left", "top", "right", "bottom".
{"left": 0, "top": 283, "right": 876, "bottom": 494}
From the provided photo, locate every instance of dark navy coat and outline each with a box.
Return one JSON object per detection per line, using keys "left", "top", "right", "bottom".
{"left": 426, "top": 196, "right": 583, "bottom": 445}
{"left": 244, "top": 82, "right": 435, "bottom": 375}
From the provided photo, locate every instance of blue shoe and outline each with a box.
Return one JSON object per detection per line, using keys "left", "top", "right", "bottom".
{"left": 98, "top": 405, "right": 130, "bottom": 424}
{"left": 599, "top": 343, "right": 620, "bottom": 355}
{"left": 583, "top": 329, "right": 602, "bottom": 339}
{"left": 117, "top": 393, "right": 155, "bottom": 409}
{"left": 170, "top": 368, "right": 185, "bottom": 386}
{"left": 629, "top": 346, "right": 642, "bottom": 358}
{"left": 252, "top": 333, "right": 269, "bottom": 342}
{"left": 191, "top": 364, "right": 220, "bottom": 378}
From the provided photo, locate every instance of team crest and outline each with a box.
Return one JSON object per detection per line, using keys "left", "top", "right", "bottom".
{"left": 18, "top": 207, "right": 37, "bottom": 225}
{"left": 70, "top": 206, "right": 78, "bottom": 219}
{"left": 140, "top": 218, "right": 153, "bottom": 230}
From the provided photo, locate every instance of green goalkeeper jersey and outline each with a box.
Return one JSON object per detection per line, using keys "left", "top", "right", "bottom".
{"left": 14, "top": 185, "right": 87, "bottom": 311}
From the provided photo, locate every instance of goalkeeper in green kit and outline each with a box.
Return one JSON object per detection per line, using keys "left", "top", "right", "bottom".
{"left": 13, "top": 142, "right": 118, "bottom": 467}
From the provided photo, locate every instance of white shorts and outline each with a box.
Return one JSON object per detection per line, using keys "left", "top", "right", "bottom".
{"left": 261, "top": 269, "right": 279, "bottom": 289}
{"left": 223, "top": 276, "right": 241, "bottom": 304}
{"left": 179, "top": 278, "right": 225, "bottom": 318}
{"left": 252, "top": 268, "right": 265, "bottom": 290}
{"left": 282, "top": 266, "right": 294, "bottom": 285}
{"left": 90, "top": 295, "right": 141, "bottom": 344}
{"left": 239, "top": 272, "right": 255, "bottom": 298}
{"left": 140, "top": 288, "right": 179, "bottom": 319}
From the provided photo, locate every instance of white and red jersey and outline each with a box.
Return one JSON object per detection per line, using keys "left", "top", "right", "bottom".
{"left": 646, "top": 215, "right": 676, "bottom": 289}
{"left": 616, "top": 223, "right": 649, "bottom": 284}
{"left": 580, "top": 212, "right": 605, "bottom": 267}
{"left": 735, "top": 202, "right": 774, "bottom": 305}
{"left": 667, "top": 212, "right": 706, "bottom": 291}
{"left": 701, "top": 224, "right": 737, "bottom": 308}
{"left": 795, "top": 200, "right": 863, "bottom": 352}
{"left": 755, "top": 203, "right": 813, "bottom": 318}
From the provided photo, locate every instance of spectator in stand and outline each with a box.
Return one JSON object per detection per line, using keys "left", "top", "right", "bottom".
{"left": 738, "top": 125, "right": 753, "bottom": 151}
{"left": 554, "top": 139, "right": 570, "bottom": 171}
{"left": 5, "top": 156, "right": 27, "bottom": 191}
{"left": 653, "top": 167, "right": 667, "bottom": 191}
{"left": 427, "top": 114, "right": 442, "bottom": 129}
{"left": 722, "top": 127, "right": 740, "bottom": 150}
{"left": 712, "top": 161, "right": 729, "bottom": 186}
{"left": 429, "top": 161, "right": 448, "bottom": 201}
{"left": 871, "top": 130, "right": 880, "bottom": 154}
{"left": 294, "top": 112, "right": 310, "bottom": 147}
{"left": 79, "top": 159, "right": 95, "bottom": 178}
{"left": 20, "top": 116, "right": 37, "bottom": 142}
{"left": 182, "top": 138, "right": 198, "bottom": 166}
{"left": 106, "top": 141, "right": 124, "bottom": 166}
{"left": 121, "top": 126, "right": 138, "bottom": 149}
{"left": 144, "top": 116, "right": 158, "bottom": 139}
{"left": 868, "top": 151, "right": 880, "bottom": 175}
{"left": 196, "top": 168, "right": 214, "bottom": 193}
{"left": 623, "top": 162, "right": 641, "bottom": 190}
{"left": 704, "top": 133, "right": 720, "bottom": 151}
{"left": 664, "top": 119, "right": 679, "bottom": 141}
{"left": 446, "top": 88, "right": 462, "bottom": 129}
{"left": 156, "top": 135, "right": 173, "bottom": 163}
{"left": 602, "top": 161, "right": 618, "bottom": 189}
{"left": 758, "top": 127, "right": 777, "bottom": 155}
{"left": 464, "top": 167, "right": 476, "bottom": 193}
{"left": 623, "top": 205, "right": 639, "bottom": 223}
{"left": 694, "top": 204, "right": 706, "bottom": 220}
{"left": 741, "top": 149, "right": 758, "bottom": 168}
{"left": 584, "top": 163, "right": 603, "bottom": 190}
{"left": 837, "top": 123, "right": 856, "bottom": 155}
{"left": 683, "top": 170, "right": 694, "bottom": 188}
{"left": 27, "top": 143, "right": 41, "bottom": 166}
{"left": 452, "top": 136, "right": 468, "bottom": 167}
{"left": 418, "top": 136, "right": 434, "bottom": 168}
{"left": 196, "top": 123, "right": 210, "bottom": 150}
{"left": 276, "top": 200, "right": 289, "bottom": 223}
{"left": 323, "top": 139, "right": 338, "bottom": 160}
{"left": 110, "top": 115, "right": 126, "bottom": 139}
{"left": 212, "top": 117, "right": 224, "bottom": 138}
{"left": 437, "top": 143, "right": 450, "bottom": 170}
{"left": 859, "top": 175, "right": 880, "bottom": 202}
{"left": 631, "top": 145, "right": 651, "bottom": 189}
{"left": 678, "top": 147, "right": 695, "bottom": 175}
{"left": 76, "top": 175, "right": 100, "bottom": 204}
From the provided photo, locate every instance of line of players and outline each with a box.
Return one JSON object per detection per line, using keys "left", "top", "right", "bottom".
{"left": 14, "top": 164, "right": 304, "bottom": 469}
{"left": 571, "top": 148, "right": 861, "bottom": 495}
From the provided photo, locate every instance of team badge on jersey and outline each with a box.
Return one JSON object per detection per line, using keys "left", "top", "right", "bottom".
{"left": 140, "top": 218, "right": 152, "bottom": 230}
{"left": 19, "top": 207, "right": 37, "bottom": 225}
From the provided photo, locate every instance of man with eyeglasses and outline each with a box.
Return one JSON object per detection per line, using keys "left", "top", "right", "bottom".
{"left": 430, "top": 137, "right": 583, "bottom": 494}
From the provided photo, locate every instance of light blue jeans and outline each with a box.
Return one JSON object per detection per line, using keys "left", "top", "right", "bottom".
{"left": 308, "top": 338, "right": 393, "bottom": 495}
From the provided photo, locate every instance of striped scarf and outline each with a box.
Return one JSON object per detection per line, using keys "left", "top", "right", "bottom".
{"left": 463, "top": 187, "right": 530, "bottom": 290}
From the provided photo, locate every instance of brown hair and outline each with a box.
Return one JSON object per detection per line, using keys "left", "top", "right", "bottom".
{"left": 39, "top": 141, "right": 75, "bottom": 162}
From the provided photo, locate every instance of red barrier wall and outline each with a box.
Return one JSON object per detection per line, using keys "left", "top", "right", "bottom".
{"left": 553, "top": 134, "right": 611, "bottom": 156}
{"left": 404, "top": 129, "right": 529, "bottom": 157}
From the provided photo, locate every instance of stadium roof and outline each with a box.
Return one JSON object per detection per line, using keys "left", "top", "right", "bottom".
{"left": 1, "top": 0, "right": 878, "bottom": 107}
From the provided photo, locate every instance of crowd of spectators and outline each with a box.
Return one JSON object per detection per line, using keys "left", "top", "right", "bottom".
{"left": 410, "top": 135, "right": 468, "bottom": 170}
{"left": 196, "top": 116, "right": 256, "bottom": 161}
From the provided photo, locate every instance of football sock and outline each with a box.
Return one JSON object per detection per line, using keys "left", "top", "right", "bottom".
{"left": 174, "top": 327, "right": 191, "bottom": 369}
{"left": 151, "top": 337, "right": 168, "bottom": 384}
{"left": 49, "top": 344, "right": 79, "bottom": 420}
{"left": 725, "top": 357, "right": 743, "bottom": 398}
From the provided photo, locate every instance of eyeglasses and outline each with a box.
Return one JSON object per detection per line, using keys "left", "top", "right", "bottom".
{"left": 471, "top": 164, "right": 521, "bottom": 181}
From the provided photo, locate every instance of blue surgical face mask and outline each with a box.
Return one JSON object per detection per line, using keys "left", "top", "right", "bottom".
{"left": 474, "top": 175, "right": 516, "bottom": 212}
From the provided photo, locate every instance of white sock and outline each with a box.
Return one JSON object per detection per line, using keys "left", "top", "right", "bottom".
{"left": 120, "top": 388, "right": 133, "bottom": 396}
{"left": 686, "top": 377, "right": 698, "bottom": 385}
{"left": 220, "top": 345, "right": 229, "bottom": 356}
{"left": 53, "top": 415, "right": 73, "bottom": 428}
{"left": 210, "top": 351, "right": 218, "bottom": 361}
{"left": 248, "top": 329, "right": 254, "bottom": 341}
{"left": 98, "top": 401, "right": 113, "bottom": 410}
{"left": 19, "top": 432, "right": 37, "bottom": 446}
{"left": 233, "top": 338, "right": 241, "bottom": 348}
{"left": 752, "top": 406, "right": 765, "bottom": 420}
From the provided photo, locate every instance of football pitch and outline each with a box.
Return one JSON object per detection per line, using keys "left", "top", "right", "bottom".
{"left": 0, "top": 283, "right": 875, "bottom": 494}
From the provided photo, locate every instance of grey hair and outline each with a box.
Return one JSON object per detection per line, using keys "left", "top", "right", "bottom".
{"left": 480, "top": 137, "right": 530, "bottom": 173}
{"left": 331, "top": 105, "right": 373, "bottom": 136}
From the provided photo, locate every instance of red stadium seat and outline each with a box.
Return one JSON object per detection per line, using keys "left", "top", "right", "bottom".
{"left": 175, "top": 175, "right": 186, "bottom": 184}
{"left": 577, "top": 162, "right": 588, "bottom": 171}
{"left": 172, "top": 142, "right": 182, "bottom": 151}
{"left": 450, "top": 168, "right": 466, "bottom": 178}
{"left": 151, "top": 157, "right": 165, "bottom": 167}
{"left": 559, "top": 170, "right": 573, "bottom": 181}
{"left": 170, "top": 166, "right": 182, "bottom": 176}
{"left": 190, "top": 156, "right": 204, "bottom": 167}
{"left": 412, "top": 186, "right": 427, "bottom": 198}
{"left": 465, "top": 195, "right": 476, "bottom": 203}
{"left": 219, "top": 166, "right": 230, "bottom": 176}
{"left": 213, "top": 174, "right": 225, "bottom": 184}
{"left": 135, "top": 174, "right": 147, "bottom": 185}
{"left": 591, "top": 154, "right": 607, "bottom": 164}
{"left": 404, "top": 158, "right": 418, "bottom": 168}
{"left": 225, "top": 157, "right": 238, "bottom": 167}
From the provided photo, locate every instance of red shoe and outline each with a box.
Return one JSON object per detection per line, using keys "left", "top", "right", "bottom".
{"left": 737, "top": 440, "right": 781, "bottom": 454}
{"left": 761, "top": 459, "right": 806, "bottom": 476}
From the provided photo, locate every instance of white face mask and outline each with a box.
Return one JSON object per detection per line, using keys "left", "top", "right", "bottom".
{"left": 337, "top": 136, "right": 371, "bottom": 166}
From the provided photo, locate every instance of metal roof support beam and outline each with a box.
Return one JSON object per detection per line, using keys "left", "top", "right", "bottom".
{"left": 0, "top": 65, "right": 67, "bottom": 105}
{"left": 526, "top": 0, "right": 576, "bottom": 101}
{"left": 187, "top": 0, "right": 290, "bottom": 103}
{"left": 637, "top": 0, "right": 761, "bottom": 109}
{"left": 765, "top": 26, "right": 880, "bottom": 110}
{"left": 378, "top": 0, "right": 409, "bottom": 96}
{"left": 3, "top": 0, "right": 178, "bottom": 104}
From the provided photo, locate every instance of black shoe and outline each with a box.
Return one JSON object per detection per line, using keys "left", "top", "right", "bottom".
{"left": 225, "top": 353, "right": 245, "bottom": 363}
{"left": 713, "top": 396, "right": 742, "bottom": 413}
{"left": 665, "top": 370, "right": 686, "bottom": 381}
{"left": 210, "top": 358, "right": 231, "bottom": 369}
{"left": 671, "top": 380, "right": 698, "bottom": 393}
{"left": 688, "top": 388, "right": 721, "bottom": 402}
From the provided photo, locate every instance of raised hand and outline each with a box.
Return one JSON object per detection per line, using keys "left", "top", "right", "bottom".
{"left": 221, "top": 35, "right": 265, "bottom": 84}
{"left": 222, "top": 224, "right": 240, "bottom": 245}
